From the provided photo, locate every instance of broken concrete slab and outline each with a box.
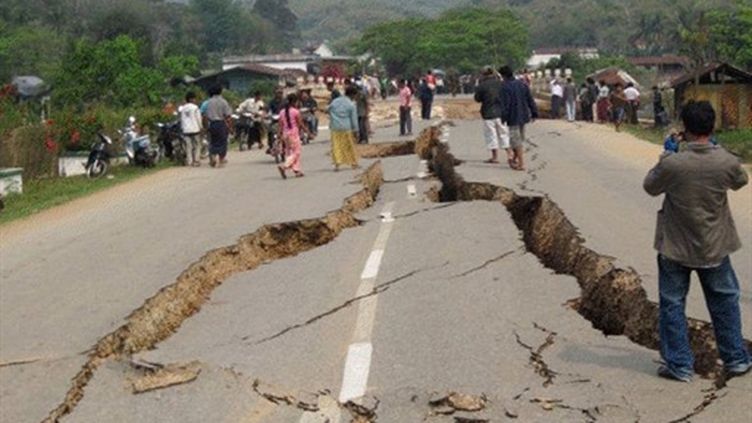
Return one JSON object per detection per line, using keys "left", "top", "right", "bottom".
{"left": 129, "top": 361, "right": 202, "bottom": 394}
{"left": 60, "top": 361, "right": 303, "bottom": 423}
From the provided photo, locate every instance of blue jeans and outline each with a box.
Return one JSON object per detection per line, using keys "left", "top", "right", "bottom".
{"left": 566, "top": 100, "right": 576, "bottom": 121}
{"left": 658, "top": 255, "right": 750, "bottom": 379}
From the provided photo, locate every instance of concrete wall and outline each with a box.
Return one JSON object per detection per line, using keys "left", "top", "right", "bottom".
{"left": 0, "top": 168, "right": 23, "bottom": 195}
{"left": 58, "top": 153, "right": 129, "bottom": 178}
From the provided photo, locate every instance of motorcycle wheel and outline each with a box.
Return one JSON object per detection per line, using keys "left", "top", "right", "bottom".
{"left": 175, "top": 146, "right": 188, "bottom": 166}
{"left": 87, "top": 160, "right": 108, "bottom": 179}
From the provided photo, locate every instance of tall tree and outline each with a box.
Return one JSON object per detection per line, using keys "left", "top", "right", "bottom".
{"left": 359, "top": 8, "right": 529, "bottom": 76}
{"left": 252, "top": 0, "right": 300, "bottom": 50}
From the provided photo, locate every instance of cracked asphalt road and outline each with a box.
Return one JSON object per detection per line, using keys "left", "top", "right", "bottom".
{"left": 1, "top": 111, "right": 750, "bottom": 422}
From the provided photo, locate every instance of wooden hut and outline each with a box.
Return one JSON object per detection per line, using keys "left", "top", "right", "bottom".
{"left": 193, "top": 64, "right": 285, "bottom": 95}
{"left": 671, "top": 63, "right": 752, "bottom": 129}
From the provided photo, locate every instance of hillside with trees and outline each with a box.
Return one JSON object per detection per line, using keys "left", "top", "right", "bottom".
{"left": 291, "top": 0, "right": 747, "bottom": 63}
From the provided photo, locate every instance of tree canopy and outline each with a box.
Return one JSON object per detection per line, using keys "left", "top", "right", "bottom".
{"left": 358, "top": 8, "right": 529, "bottom": 76}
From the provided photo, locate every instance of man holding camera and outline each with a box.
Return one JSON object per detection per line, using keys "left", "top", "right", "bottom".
{"left": 644, "top": 101, "right": 750, "bottom": 382}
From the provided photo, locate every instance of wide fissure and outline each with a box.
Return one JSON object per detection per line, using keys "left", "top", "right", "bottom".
{"left": 419, "top": 128, "right": 751, "bottom": 379}
{"left": 41, "top": 162, "right": 384, "bottom": 423}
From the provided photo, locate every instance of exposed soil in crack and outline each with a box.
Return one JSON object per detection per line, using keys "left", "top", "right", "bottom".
{"left": 41, "top": 162, "right": 385, "bottom": 423}
{"left": 417, "top": 127, "right": 752, "bottom": 379}
{"left": 356, "top": 140, "right": 416, "bottom": 158}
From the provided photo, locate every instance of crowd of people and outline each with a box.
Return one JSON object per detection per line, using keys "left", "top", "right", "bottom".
{"left": 545, "top": 75, "right": 673, "bottom": 134}
{"left": 174, "top": 74, "right": 401, "bottom": 179}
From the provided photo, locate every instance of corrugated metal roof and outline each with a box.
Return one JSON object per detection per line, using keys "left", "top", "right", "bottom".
{"left": 670, "top": 62, "right": 752, "bottom": 87}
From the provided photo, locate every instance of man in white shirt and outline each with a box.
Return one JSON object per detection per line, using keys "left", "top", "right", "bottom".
{"left": 550, "top": 79, "right": 564, "bottom": 119}
{"left": 178, "top": 91, "right": 203, "bottom": 166}
{"left": 624, "top": 82, "right": 641, "bottom": 124}
{"left": 236, "top": 91, "right": 266, "bottom": 150}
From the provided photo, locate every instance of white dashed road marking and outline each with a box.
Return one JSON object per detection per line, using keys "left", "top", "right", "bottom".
{"left": 337, "top": 202, "right": 397, "bottom": 404}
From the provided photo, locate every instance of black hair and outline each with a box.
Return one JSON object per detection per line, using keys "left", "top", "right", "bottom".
{"left": 586, "top": 77, "right": 595, "bottom": 84}
{"left": 208, "top": 84, "right": 222, "bottom": 97}
{"left": 652, "top": 86, "right": 659, "bottom": 90}
{"left": 284, "top": 93, "right": 298, "bottom": 130}
{"left": 345, "top": 85, "right": 359, "bottom": 98}
{"left": 681, "top": 101, "right": 715, "bottom": 136}
{"left": 498, "top": 65, "right": 514, "bottom": 80}
{"left": 567, "top": 77, "right": 572, "bottom": 83}
{"left": 185, "top": 91, "right": 196, "bottom": 102}
{"left": 254, "top": 91, "right": 261, "bottom": 97}
{"left": 626, "top": 82, "right": 634, "bottom": 88}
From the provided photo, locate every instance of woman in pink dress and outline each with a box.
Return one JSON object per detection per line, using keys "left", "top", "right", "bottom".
{"left": 277, "top": 93, "right": 315, "bottom": 178}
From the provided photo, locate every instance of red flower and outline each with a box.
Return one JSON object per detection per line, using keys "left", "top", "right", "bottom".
{"left": 45, "top": 137, "right": 58, "bottom": 152}
{"left": 70, "top": 129, "right": 81, "bottom": 145}
{"left": 46, "top": 119, "right": 55, "bottom": 126}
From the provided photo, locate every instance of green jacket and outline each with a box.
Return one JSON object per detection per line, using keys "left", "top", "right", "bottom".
{"left": 644, "top": 142, "right": 748, "bottom": 267}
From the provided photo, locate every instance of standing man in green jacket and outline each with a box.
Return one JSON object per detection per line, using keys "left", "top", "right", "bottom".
{"left": 644, "top": 101, "right": 750, "bottom": 382}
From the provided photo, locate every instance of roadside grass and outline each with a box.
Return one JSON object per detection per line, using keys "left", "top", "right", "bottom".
{"left": 0, "top": 162, "right": 172, "bottom": 225}
{"left": 624, "top": 125, "right": 752, "bottom": 162}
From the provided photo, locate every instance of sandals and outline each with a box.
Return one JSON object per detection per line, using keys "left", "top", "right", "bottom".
{"left": 277, "top": 165, "right": 287, "bottom": 179}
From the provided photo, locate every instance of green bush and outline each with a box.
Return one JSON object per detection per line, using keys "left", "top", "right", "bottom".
{"left": 0, "top": 124, "right": 58, "bottom": 179}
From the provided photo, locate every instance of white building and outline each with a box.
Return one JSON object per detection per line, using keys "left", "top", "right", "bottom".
{"left": 526, "top": 48, "right": 599, "bottom": 69}
{"left": 223, "top": 54, "right": 317, "bottom": 73}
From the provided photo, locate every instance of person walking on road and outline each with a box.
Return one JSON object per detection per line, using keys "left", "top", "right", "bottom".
{"left": 354, "top": 80, "right": 370, "bottom": 144}
{"left": 643, "top": 100, "right": 750, "bottom": 383}
{"left": 596, "top": 80, "right": 611, "bottom": 123}
{"left": 327, "top": 85, "right": 361, "bottom": 171}
{"left": 178, "top": 91, "right": 203, "bottom": 166}
{"left": 398, "top": 79, "right": 413, "bottom": 136}
{"left": 474, "top": 66, "right": 508, "bottom": 165}
{"left": 418, "top": 79, "right": 434, "bottom": 120}
{"left": 204, "top": 84, "right": 233, "bottom": 168}
{"left": 653, "top": 86, "right": 666, "bottom": 127}
{"left": 500, "top": 65, "right": 538, "bottom": 171}
{"left": 563, "top": 77, "right": 577, "bottom": 122}
{"left": 624, "top": 82, "right": 641, "bottom": 124}
{"left": 550, "top": 79, "right": 564, "bottom": 119}
{"left": 300, "top": 89, "right": 319, "bottom": 142}
{"left": 277, "top": 93, "right": 315, "bottom": 179}
{"left": 580, "top": 78, "right": 597, "bottom": 122}
{"left": 610, "top": 84, "right": 628, "bottom": 132}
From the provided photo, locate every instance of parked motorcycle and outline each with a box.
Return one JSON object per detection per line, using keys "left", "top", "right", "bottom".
{"left": 120, "top": 116, "right": 158, "bottom": 167}
{"left": 156, "top": 120, "right": 187, "bottom": 166}
{"left": 84, "top": 133, "right": 113, "bottom": 179}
